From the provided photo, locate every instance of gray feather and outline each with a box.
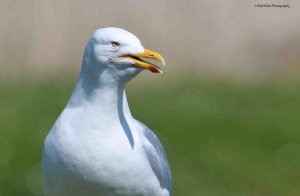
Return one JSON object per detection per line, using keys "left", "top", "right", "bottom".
{"left": 135, "top": 120, "right": 172, "bottom": 195}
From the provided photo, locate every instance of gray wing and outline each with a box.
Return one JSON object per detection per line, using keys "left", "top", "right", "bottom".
{"left": 135, "top": 120, "right": 172, "bottom": 195}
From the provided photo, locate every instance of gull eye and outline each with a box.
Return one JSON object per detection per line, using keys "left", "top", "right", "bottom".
{"left": 111, "top": 41, "right": 120, "bottom": 48}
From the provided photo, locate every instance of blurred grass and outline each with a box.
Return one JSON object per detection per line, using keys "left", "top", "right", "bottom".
{"left": 1, "top": 76, "right": 300, "bottom": 195}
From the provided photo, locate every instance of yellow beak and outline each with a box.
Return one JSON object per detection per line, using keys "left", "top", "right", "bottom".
{"left": 121, "top": 48, "right": 165, "bottom": 73}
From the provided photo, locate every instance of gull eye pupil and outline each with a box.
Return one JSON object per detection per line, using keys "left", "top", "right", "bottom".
{"left": 111, "top": 41, "right": 120, "bottom": 48}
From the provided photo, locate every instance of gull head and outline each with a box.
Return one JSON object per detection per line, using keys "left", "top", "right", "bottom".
{"left": 83, "top": 27, "right": 165, "bottom": 81}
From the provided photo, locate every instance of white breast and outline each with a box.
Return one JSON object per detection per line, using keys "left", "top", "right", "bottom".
{"left": 42, "top": 108, "right": 165, "bottom": 196}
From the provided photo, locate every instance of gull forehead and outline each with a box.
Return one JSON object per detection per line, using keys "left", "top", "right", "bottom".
{"left": 93, "top": 27, "right": 142, "bottom": 46}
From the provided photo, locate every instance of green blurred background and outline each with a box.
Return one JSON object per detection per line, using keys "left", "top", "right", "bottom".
{"left": 1, "top": 0, "right": 300, "bottom": 195}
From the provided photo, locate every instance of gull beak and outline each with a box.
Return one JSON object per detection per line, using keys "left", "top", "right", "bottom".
{"left": 121, "top": 48, "right": 165, "bottom": 73}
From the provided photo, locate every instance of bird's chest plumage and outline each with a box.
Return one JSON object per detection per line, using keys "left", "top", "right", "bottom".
{"left": 42, "top": 119, "right": 158, "bottom": 196}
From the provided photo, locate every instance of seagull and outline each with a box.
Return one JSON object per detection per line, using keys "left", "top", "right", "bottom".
{"left": 42, "top": 27, "right": 172, "bottom": 196}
